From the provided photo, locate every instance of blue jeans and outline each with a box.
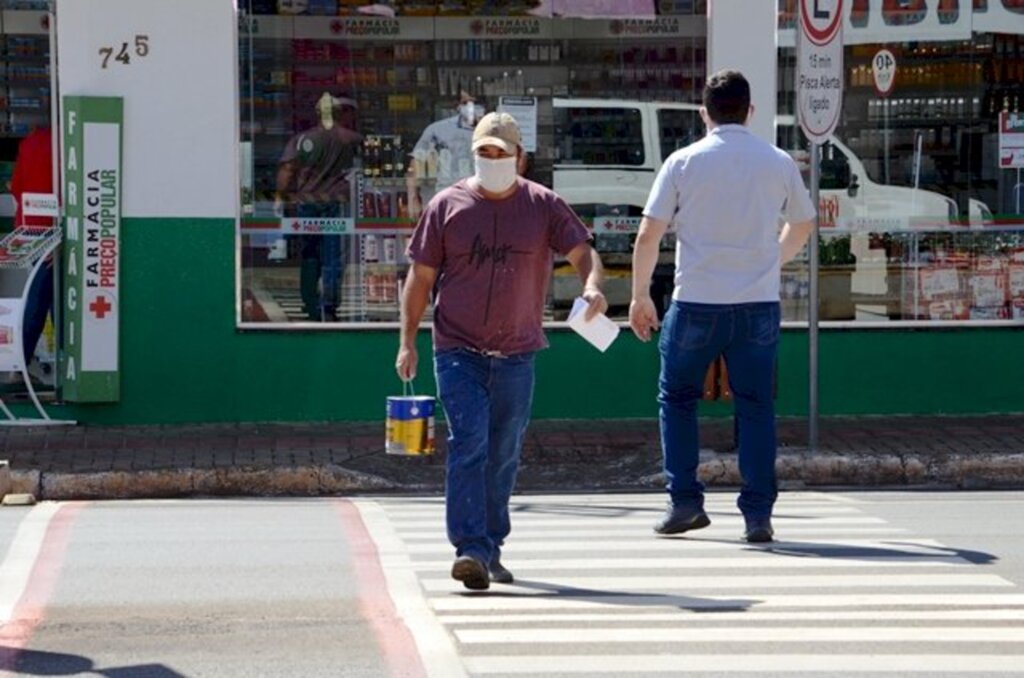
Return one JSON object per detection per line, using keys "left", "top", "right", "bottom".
{"left": 658, "top": 301, "right": 780, "bottom": 519}
{"left": 23, "top": 260, "right": 54, "bottom": 365}
{"left": 295, "top": 202, "right": 348, "bottom": 320}
{"left": 434, "top": 348, "right": 535, "bottom": 564}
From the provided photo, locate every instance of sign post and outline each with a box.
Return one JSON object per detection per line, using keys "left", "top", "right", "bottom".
{"left": 797, "top": 0, "right": 844, "bottom": 452}
{"left": 61, "top": 97, "right": 123, "bottom": 403}
{"left": 872, "top": 48, "right": 896, "bottom": 184}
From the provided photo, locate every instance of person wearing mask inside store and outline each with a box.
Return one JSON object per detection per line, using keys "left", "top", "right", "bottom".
{"left": 10, "top": 125, "right": 55, "bottom": 381}
{"left": 275, "top": 92, "right": 362, "bottom": 321}
{"left": 405, "top": 91, "right": 484, "bottom": 220}
{"left": 396, "top": 113, "right": 607, "bottom": 590}
{"left": 630, "top": 70, "right": 816, "bottom": 544}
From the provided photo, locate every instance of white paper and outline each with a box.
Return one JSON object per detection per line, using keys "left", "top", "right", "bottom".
{"left": 567, "top": 296, "right": 620, "bottom": 353}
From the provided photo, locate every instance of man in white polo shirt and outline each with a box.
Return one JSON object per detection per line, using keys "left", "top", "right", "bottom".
{"left": 630, "top": 70, "right": 816, "bottom": 543}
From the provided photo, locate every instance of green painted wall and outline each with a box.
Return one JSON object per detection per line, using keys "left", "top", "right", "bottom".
{"left": 37, "top": 217, "right": 1024, "bottom": 424}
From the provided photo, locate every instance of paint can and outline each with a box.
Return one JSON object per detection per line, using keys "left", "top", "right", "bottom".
{"left": 386, "top": 393, "right": 436, "bottom": 456}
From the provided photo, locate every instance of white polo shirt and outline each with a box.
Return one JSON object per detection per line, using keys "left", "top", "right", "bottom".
{"left": 644, "top": 124, "right": 816, "bottom": 304}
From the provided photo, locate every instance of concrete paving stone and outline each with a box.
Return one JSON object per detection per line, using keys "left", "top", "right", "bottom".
{"left": 1, "top": 414, "right": 1022, "bottom": 498}
{"left": 348, "top": 434, "right": 382, "bottom": 450}
{"left": 213, "top": 451, "right": 236, "bottom": 468}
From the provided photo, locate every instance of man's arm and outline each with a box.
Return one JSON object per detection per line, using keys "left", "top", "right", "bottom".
{"left": 629, "top": 216, "right": 669, "bottom": 341}
{"left": 405, "top": 163, "right": 423, "bottom": 220}
{"left": 779, "top": 219, "right": 814, "bottom": 264}
{"left": 564, "top": 242, "right": 607, "bottom": 320}
{"left": 275, "top": 161, "right": 296, "bottom": 216}
{"left": 396, "top": 261, "right": 438, "bottom": 382}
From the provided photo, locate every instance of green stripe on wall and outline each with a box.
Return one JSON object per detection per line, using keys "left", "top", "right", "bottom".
{"left": 33, "top": 217, "right": 1024, "bottom": 424}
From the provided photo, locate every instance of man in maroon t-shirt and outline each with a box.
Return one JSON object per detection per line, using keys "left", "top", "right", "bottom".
{"left": 275, "top": 93, "right": 362, "bottom": 321}
{"left": 396, "top": 113, "right": 607, "bottom": 591}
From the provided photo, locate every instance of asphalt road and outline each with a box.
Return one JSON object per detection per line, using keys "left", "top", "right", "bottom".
{"left": 1, "top": 491, "right": 1023, "bottom": 677}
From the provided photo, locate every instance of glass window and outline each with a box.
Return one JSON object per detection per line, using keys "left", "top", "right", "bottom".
{"left": 555, "top": 107, "right": 644, "bottom": 166}
{"left": 237, "top": 1, "right": 708, "bottom": 326}
{"left": 657, "top": 107, "right": 703, "bottom": 161}
{"left": 777, "top": 0, "right": 1024, "bottom": 324}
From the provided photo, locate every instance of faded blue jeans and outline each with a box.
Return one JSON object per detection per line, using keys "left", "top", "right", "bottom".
{"left": 658, "top": 301, "right": 780, "bottom": 519}
{"left": 295, "top": 202, "right": 348, "bottom": 320}
{"left": 434, "top": 347, "right": 535, "bottom": 565}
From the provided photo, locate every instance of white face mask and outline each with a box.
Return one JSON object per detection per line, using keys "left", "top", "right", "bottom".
{"left": 474, "top": 155, "right": 518, "bottom": 193}
{"left": 459, "top": 102, "right": 483, "bottom": 126}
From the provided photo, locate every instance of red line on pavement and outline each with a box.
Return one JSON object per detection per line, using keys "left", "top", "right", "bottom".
{"left": 334, "top": 500, "right": 427, "bottom": 678}
{"left": 0, "top": 502, "right": 87, "bottom": 671}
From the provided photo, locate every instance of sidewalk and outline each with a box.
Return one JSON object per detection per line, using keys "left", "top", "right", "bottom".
{"left": 2, "top": 415, "right": 1023, "bottom": 500}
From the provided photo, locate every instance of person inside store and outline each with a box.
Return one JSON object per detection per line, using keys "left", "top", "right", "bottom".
{"left": 10, "top": 124, "right": 55, "bottom": 383}
{"left": 275, "top": 92, "right": 363, "bottom": 321}
{"left": 405, "top": 90, "right": 484, "bottom": 220}
{"left": 629, "top": 70, "right": 816, "bottom": 544}
{"left": 396, "top": 112, "right": 607, "bottom": 590}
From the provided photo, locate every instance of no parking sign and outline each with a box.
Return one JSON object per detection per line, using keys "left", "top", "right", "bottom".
{"left": 797, "top": 0, "right": 844, "bottom": 144}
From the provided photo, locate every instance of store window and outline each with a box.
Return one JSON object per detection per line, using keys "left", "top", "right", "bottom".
{"left": 0, "top": 1, "right": 57, "bottom": 393}
{"left": 777, "top": 0, "right": 1024, "bottom": 324}
{"left": 237, "top": 1, "right": 707, "bottom": 326}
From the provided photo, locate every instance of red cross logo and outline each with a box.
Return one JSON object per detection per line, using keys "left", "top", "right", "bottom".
{"left": 90, "top": 296, "right": 112, "bottom": 319}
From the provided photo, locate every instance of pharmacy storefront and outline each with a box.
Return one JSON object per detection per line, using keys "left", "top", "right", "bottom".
{"left": 0, "top": 0, "right": 1021, "bottom": 424}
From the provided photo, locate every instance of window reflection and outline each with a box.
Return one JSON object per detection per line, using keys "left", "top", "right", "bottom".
{"left": 238, "top": 1, "right": 706, "bottom": 325}
{"left": 778, "top": 27, "right": 1024, "bottom": 323}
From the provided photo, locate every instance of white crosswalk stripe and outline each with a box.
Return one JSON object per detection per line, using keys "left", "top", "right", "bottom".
{"left": 354, "top": 492, "right": 1024, "bottom": 677}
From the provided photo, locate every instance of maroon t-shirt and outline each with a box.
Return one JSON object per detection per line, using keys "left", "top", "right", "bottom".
{"left": 407, "top": 177, "right": 591, "bottom": 355}
{"left": 279, "top": 124, "right": 362, "bottom": 203}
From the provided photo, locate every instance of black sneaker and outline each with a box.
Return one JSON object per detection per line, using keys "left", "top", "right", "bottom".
{"left": 451, "top": 555, "right": 490, "bottom": 590}
{"left": 743, "top": 516, "right": 774, "bottom": 543}
{"left": 654, "top": 505, "right": 711, "bottom": 535}
{"left": 488, "top": 558, "right": 514, "bottom": 584}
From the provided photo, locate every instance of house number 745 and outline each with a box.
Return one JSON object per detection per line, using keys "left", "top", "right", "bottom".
{"left": 98, "top": 35, "right": 150, "bottom": 68}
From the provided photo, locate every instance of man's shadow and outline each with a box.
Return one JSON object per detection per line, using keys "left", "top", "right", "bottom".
{"left": 662, "top": 535, "right": 998, "bottom": 565}
{"left": 461, "top": 579, "right": 758, "bottom": 613}
{"left": 0, "top": 647, "right": 185, "bottom": 677}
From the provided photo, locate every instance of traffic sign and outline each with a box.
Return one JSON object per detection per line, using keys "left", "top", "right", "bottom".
{"left": 797, "top": 0, "right": 845, "bottom": 144}
{"left": 872, "top": 48, "right": 897, "bottom": 97}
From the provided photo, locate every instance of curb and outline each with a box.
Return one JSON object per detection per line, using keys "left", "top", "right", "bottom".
{"left": 10, "top": 451, "right": 1024, "bottom": 500}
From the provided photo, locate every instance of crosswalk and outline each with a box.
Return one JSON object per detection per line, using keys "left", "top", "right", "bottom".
{"left": 354, "top": 492, "right": 1024, "bottom": 677}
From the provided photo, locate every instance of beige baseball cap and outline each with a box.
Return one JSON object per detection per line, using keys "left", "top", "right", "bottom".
{"left": 472, "top": 112, "right": 521, "bottom": 154}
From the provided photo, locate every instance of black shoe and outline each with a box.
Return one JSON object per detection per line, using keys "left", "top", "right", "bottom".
{"left": 488, "top": 558, "right": 514, "bottom": 584}
{"left": 744, "top": 516, "right": 774, "bottom": 543}
{"left": 654, "top": 505, "right": 711, "bottom": 535}
{"left": 451, "top": 555, "right": 490, "bottom": 590}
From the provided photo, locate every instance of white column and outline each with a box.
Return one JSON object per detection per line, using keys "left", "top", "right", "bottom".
{"left": 707, "top": 0, "right": 778, "bottom": 144}
{"left": 57, "top": 0, "right": 238, "bottom": 219}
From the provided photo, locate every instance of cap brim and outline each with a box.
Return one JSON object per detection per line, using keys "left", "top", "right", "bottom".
{"left": 472, "top": 136, "right": 517, "bottom": 154}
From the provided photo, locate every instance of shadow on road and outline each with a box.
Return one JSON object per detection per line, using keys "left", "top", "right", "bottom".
{"left": 668, "top": 536, "right": 998, "bottom": 565}
{"left": 510, "top": 502, "right": 662, "bottom": 518}
{"left": 467, "top": 579, "right": 758, "bottom": 613}
{"left": 0, "top": 646, "right": 186, "bottom": 677}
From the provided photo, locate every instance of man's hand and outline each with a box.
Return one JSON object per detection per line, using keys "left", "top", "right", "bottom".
{"left": 629, "top": 295, "right": 660, "bottom": 342}
{"left": 396, "top": 345, "right": 418, "bottom": 382}
{"left": 581, "top": 286, "right": 608, "bottom": 321}
{"left": 272, "top": 198, "right": 285, "bottom": 218}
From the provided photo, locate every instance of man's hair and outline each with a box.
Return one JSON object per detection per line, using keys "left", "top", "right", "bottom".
{"left": 703, "top": 70, "right": 751, "bottom": 125}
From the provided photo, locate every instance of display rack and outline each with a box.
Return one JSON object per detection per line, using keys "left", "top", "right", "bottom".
{"left": 0, "top": 225, "right": 73, "bottom": 425}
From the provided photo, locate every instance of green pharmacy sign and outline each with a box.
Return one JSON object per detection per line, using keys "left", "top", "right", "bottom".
{"left": 61, "top": 97, "right": 123, "bottom": 402}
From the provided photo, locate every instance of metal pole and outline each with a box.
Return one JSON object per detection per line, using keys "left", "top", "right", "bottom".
{"left": 808, "top": 141, "right": 820, "bottom": 452}
{"left": 883, "top": 98, "right": 890, "bottom": 185}
{"left": 48, "top": 0, "right": 63, "bottom": 397}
